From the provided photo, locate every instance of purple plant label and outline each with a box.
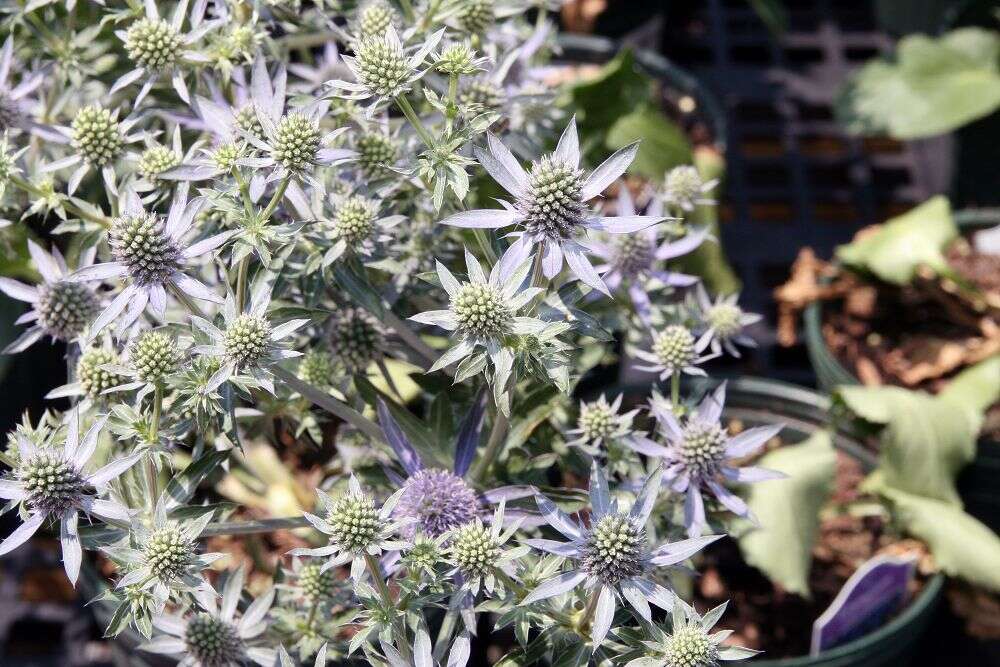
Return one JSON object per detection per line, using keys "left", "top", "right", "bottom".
{"left": 810, "top": 554, "right": 916, "bottom": 656}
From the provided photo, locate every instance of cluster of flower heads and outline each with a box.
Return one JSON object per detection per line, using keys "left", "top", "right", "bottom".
{"left": 0, "top": 1, "right": 774, "bottom": 665}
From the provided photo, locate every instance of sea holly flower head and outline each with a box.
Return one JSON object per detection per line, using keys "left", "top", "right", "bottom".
{"left": 410, "top": 249, "right": 541, "bottom": 414}
{"left": 591, "top": 187, "right": 705, "bottom": 322}
{"left": 140, "top": 567, "right": 276, "bottom": 666}
{"left": 435, "top": 41, "right": 486, "bottom": 76}
{"left": 628, "top": 383, "right": 785, "bottom": 537}
{"left": 441, "top": 118, "right": 665, "bottom": 295}
{"left": 329, "top": 25, "right": 444, "bottom": 107}
{"left": 662, "top": 165, "right": 718, "bottom": 212}
{"left": 355, "top": 0, "right": 398, "bottom": 37}
{"left": 105, "top": 498, "right": 222, "bottom": 604}
{"left": 111, "top": 0, "right": 215, "bottom": 106}
{"left": 297, "top": 348, "right": 336, "bottom": 388}
{"left": 633, "top": 324, "right": 716, "bottom": 381}
{"left": 76, "top": 343, "right": 123, "bottom": 402}
{"left": 49, "top": 103, "right": 145, "bottom": 195}
{"left": 326, "top": 307, "right": 385, "bottom": 372}
{"left": 445, "top": 500, "right": 526, "bottom": 596}
{"left": 0, "top": 241, "right": 101, "bottom": 353}
{"left": 565, "top": 394, "right": 637, "bottom": 455}
{"left": 69, "top": 188, "right": 236, "bottom": 339}
{"left": 626, "top": 600, "right": 759, "bottom": 667}
{"left": 692, "top": 285, "right": 760, "bottom": 358}
{"left": 522, "top": 462, "right": 721, "bottom": 648}
{"left": 189, "top": 282, "right": 308, "bottom": 394}
{"left": 0, "top": 408, "right": 140, "bottom": 586}
{"left": 354, "top": 130, "right": 399, "bottom": 178}
{"left": 290, "top": 475, "right": 409, "bottom": 580}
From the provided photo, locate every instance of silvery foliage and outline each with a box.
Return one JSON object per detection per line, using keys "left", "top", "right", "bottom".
{"left": 0, "top": 1, "right": 773, "bottom": 665}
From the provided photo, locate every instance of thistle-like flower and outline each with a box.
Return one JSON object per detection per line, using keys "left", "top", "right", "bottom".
{"left": 0, "top": 37, "right": 45, "bottom": 134}
{"left": 140, "top": 567, "right": 276, "bottom": 666}
{"left": 106, "top": 498, "right": 222, "bottom": 605}
{"left": 189, "top": 282, "right": 308, "bottom": 394}
{"left": 325, "top": 307, "right": 386, "bottom": 373}
{"left": 0, "top": 408, "right": 140, "bottom": 585}
{"left": 328, "top": 25, "right": 443, "bottom": 108}
{"left": 410, "top": 249, "right": 542, "bottom": 413}
{"left": 322, "top": 194, "right": 404, "bottom": 263}
{"left": 100, "top": 329, "right": 183, "bottom": 400}
{"left": 565, "top": 394, "right": 637, "bottom": 455}
{"left": 691, "top": 285, "right": 760, "bottom": 358}
{"left": 445, "top": 501, "right": 525, "bottom": 596}
{"left": 591, "top": 187, "right": 706, "bottom": 322}
{"left": 625, "top": 600, "right": 758, "bottom": 667}
{"left": 68, "top": 188, "right": 235, "bottom": 338}
{"left": 234, "top": 59, "right": 353, "bottom": 188}
{"left": 628, "top": 383, "right": 784, "bottom": 536}
{"left": 297, "top": 348, "right": 336, "bottom": 388}
{"left": 355, "top": 0, "right": 398, "bottom": 37}
{"left": 377, "top": 394, "right": 531, "bottom": 538}
{"left": 522, "top": 462, "right": 721, "bottom": 647}
{"left": 110, "top": 0, "right": 216, "bottom": 106}
{"left": 633, "top": 324, "right": 717, "bottom": 381}
{"left": 441, "top": 119, "right": 665, "bottom": 295}
{"left": 661, "top": 165, "right": 718, "bottom": 212}
{"left": 290, "top": 475, "right": 409, "bottom": 580}
{"left": 455, "top": 0, "right": 495, "bottom": 35}
{"left": 0, "top": 241, "right": 101, "bottom": 353}
{"left": 46, "top": 104, "right": 144, "bottom": 195}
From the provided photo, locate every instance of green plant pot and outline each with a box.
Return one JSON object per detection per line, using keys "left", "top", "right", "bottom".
{"left": 687, "top": 377, "right": 945, "bottom": 667}
{"left": 800, "top": 213, "right": 1000, "bottom": 531}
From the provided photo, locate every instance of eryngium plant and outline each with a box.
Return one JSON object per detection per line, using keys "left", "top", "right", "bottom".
{"left": 0, "top": 2, "right": 772, "bottom": 665}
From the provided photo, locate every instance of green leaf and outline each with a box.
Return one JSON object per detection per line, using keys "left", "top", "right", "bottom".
{"left": 835, "top": 196, "right": 957, "bottom": 285}
{"left": 837, "top": 28, "right": 1000, "bottom": 139}
{"left": 837, "top": 384, "right": 977, "bottom": 506}
{"left": 566, "top": 49, "right": 652, "bottom": 151}
{"left": 605, "top": 105, "right": 692, "bottom": 180}
{"left": 939, "top": 354, "right": 1000, "bottom": 416}
{"left": 738, "top": 431, "right": 837, "bottom": 597}
{"left": 878, "top": 483, "right": 1000, "bottom": 592}
{"left": 164, "top": 450, "right": 231, "bottom": 508}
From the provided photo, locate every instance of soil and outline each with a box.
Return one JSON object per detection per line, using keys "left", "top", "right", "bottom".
{"left": 820, "top": 236, "right": 1000, "bottom": 440}
{"left": 693, "top": 448, "right": 930, "bottom": 658}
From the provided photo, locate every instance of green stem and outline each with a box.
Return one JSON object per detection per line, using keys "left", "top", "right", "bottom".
{"left": 235, "top": 256, "right": 250, "bottom": 312}
{"left": 168, "top": 284, "right": 209, "bottom": 319}
{"left": 474, "top": 229, "right": 498, "bottom": 267}
{"left": 365, "top": 553, "right": 413, "bottom": 663}
{"left": 396, "top": 0, "right": 415, "bottom": 22}
{"left": 379, "top": 309, "right": 441, "bottom": 374}
{"left": 468, "top": 409, "right": 509, "bottom": 483}
{"left": 306, "top": 598, "right": 319, "bottom": 631}
{"left": 577, "top": 589, "right": 600, "bottom": 635}
{"left": 233, "top": 169, "right": 254, "bottom": 216}
{"left": 200, "top": 516, "right": 310, "bottom": 537}
{"left": 394, "top": 95, "right": 435, "bottom": 150}
{"left": 420, "top": 0, "right": 442, "bottom": 29}
{"left": 272, "top": 366, "right": 384, "bottom": 441}
{"left": 261, "top": 176, "right": 291, "bottom": 222}
{"left": 671, "top": 370, "right": 680, "bottom": 408}
{"left": 10, "top": 176, "right": 111, "bottom": 228}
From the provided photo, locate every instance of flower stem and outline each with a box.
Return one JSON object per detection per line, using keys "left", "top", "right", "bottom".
{"left": 469, "top": 409, "right": 509, "bottom": 483}
{"left": 272, "top": 366, "right": 384, "bottom": 441}
{"left": 394, "top": 94, "right": 435, "bottom": 150}
{"left": 577, "top": 589, "right": 600, "bottom": 635}
{"left": 379, "top": 309, "right": 441, "bottom": 373}
{"left": 305, "top": 598, "right": 319, "bottom": 632}
{"left": 396, "top": 0, "right": 415, "bottom": 22}
{"left": 233, "top": 169, "right": 254, "bottom": 216}
{"left": 168, "top": 283, "right": 209, "bottom": 319}
{"left": 235, "top": 256, "right": 250, "bottom": 312}
{"left": 474, "top": 229, "right": 498, "bottom": 267}
{"left": 261, "top": 176, "right": 291, "bottom": 223}
{"left": 671, "top": 370, "right": 680, "bottom": 408}
{"left": 365, "top": 553, "right": 413, "bottom": 663}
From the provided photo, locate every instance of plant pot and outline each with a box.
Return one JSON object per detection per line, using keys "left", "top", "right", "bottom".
{"left": 685, "top": 377, "right": 945, "bottom": 667}
{"left": 801, "top": 213, "right": 1000, "bottom": 531}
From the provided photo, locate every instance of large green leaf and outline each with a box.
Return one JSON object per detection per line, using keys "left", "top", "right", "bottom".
{"left": 940, "top": 354, "right": 1000, "bottom": 415}
{"left": 605, "top": 105, "right": 692, "bottom": 180}
{"left": 738, "top": 431, "right": 837, "bottom": 597}
{"left": 835, "top": 196, "right": 957, "bottom": 285}
{"left": 566, "top": 49, "right": 652, "bottom": 150}
{"left": 877, "top": 482, "right": 1000, "bottom": 592}
{"left": 837, "top": 28, "right": 1000, "bottom": 139}
{"left": 837, "top": 384, "right": 978, "bottom": 506}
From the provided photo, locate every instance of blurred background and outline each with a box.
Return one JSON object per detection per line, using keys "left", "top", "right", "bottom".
{"left": 1, "top": 0, "right": 998, "bottom": 664}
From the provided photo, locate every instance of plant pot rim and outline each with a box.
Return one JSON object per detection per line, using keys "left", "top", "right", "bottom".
{"left": 804, "top": 209, "right": 1000, "bottom": 394}
{"left": 616, "top": 376, "right": 944, "bottom": 665}
{"left": 555, "top": 32, "right": 728, "bottom": 153}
